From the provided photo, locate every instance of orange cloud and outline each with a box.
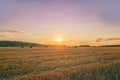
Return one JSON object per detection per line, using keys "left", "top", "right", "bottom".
{"left": 0, "top": 35, "right": 6, "bottom": 37}
{"left": 96, "top": 37, "right": 120, "bottom": 42}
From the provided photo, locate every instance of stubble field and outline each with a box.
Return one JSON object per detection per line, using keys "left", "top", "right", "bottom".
{"left": 0, "top": 47, "right": 120, "bottom": 80}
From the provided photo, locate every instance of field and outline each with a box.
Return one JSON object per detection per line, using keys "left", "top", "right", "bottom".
{"left": 0, "top": 47, "right": 120, "bottom": 80}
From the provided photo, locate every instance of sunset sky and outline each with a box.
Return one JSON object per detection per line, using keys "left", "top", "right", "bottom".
{"left": 0, "top": 0, "right": 120, "bottom": 46}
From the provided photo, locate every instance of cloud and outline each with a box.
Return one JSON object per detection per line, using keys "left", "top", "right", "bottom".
{"left": 5, "top": 30, "right": 24, "bottom": 33}
{"left": 0, "top": 29, "right": 24, "bottom": 34}
{"left": 0, "top": 1, "right": 19, "bottom": 25}
{"left": 0, "top": 30, "right": 25, "bottom": 38}
{"left": 106, "top": 38, "right": 120, "bottom": 41}
{"left": 96, "top": 38, "right": 104, "bottom": 42}
{"left": 101, "top": 10, "right": 120, "bottom": 26}
{"left": 96, "top": 37, "right": 120, "bottom": 42}
{"left": 0, "top": 35, "right": 6, "bottom": 37}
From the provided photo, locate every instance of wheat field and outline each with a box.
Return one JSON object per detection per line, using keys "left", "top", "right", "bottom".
{"left": 0, "top": 47, "right": 120, "bottom": 80}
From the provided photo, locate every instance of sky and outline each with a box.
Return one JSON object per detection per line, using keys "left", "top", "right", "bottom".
{"left": 0, "top": 0, "right": 120, "bottom": 46}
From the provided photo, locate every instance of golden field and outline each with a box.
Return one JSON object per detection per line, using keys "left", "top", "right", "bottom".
{"left": 0, "top": 47, "right": 120, "bottom": 80}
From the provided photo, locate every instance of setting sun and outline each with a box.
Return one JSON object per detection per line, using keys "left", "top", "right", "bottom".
{"left": 56, "top": 37, "right": 62, "bottom": 43}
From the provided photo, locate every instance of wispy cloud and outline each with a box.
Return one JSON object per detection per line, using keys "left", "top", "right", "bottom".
{"left": 96, "top": 37, "right": 120, "bottom": 42}
{"left": 4, "top": 30, "right": 24, "bottom": 33}
{"left": 106, "top": 38, "right": 120, "bottom": 41}
{"left": 0, "top": 34, "right": 6, "bottom": 37}
{"left": 96, "top": 38, "right": 104, "bottom": 42}
{"left": 0, "top": 29, "right": 24, "bottom": 34}
{"left": 0, "top": 29, "right": 25, "bottom": 38}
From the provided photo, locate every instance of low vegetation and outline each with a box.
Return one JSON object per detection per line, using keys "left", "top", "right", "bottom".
{"left": 13, "top": 61, "right": 120, "bottom": 80}
{"left": 0, "top": 47, "right": 120, "bottom": 80}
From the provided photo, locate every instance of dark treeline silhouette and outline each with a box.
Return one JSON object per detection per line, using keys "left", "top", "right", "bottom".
{"left": 73, "top": 45, "right": 90, "bottom": 48}
{"left": 73, "top": 45, "right": 120, "bottom": 48}
{"left": 0, "top": 41, "right": 120, "bottom": 47}
{"left": 100, "top": 45, "right": 120, "bottom": 47}
{"left": 79, "top": 45, "right": 90, "bottom": 47}
{"left": 0, "top": 41, "right": 44, "bottom": 47}
{"left": 0, "top": 41, "right": 67, "bottom": 48}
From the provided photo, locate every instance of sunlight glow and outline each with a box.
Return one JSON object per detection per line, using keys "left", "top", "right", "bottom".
{"left": 56, "top": 37, "right": 62, "bottom": 43}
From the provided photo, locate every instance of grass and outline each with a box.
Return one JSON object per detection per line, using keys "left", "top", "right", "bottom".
{"left": 0, "top": 47, "right": 120, "bottom": 80}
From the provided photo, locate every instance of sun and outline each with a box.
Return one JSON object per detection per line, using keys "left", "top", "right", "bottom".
{"left": 56, "top": 37, "right": 62, "bottom": 43}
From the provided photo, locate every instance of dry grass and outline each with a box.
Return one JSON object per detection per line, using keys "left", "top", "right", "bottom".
{"left": 0, "top": 47, "right": 120, "bottom": 80}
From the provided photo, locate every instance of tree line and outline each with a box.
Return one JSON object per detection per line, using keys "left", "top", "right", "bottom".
{"left": 0, "top": 41, "right": 43, "bottom": 48}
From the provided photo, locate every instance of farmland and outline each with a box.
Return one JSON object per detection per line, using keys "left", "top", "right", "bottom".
{"left": 0, "top": 47, "right": 120, "bottom": 80}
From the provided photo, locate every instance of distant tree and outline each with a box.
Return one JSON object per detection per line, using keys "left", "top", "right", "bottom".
{"left": 74, "top": 46, "right": 77, "bottom": 48}
{"left": 79, "top": 45, "right": 90, "bottom": 47}
{"left": 29, "top": 45, "right": 33, "bottom": 48}
{"left": 0, "top": 41, "right": 47, "bottom": 47}
{"left": 20, "top": 45, "right": 24, "bottom": 48}
{"left": 44, "top": 46, "right": 47, "bottom": 48}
